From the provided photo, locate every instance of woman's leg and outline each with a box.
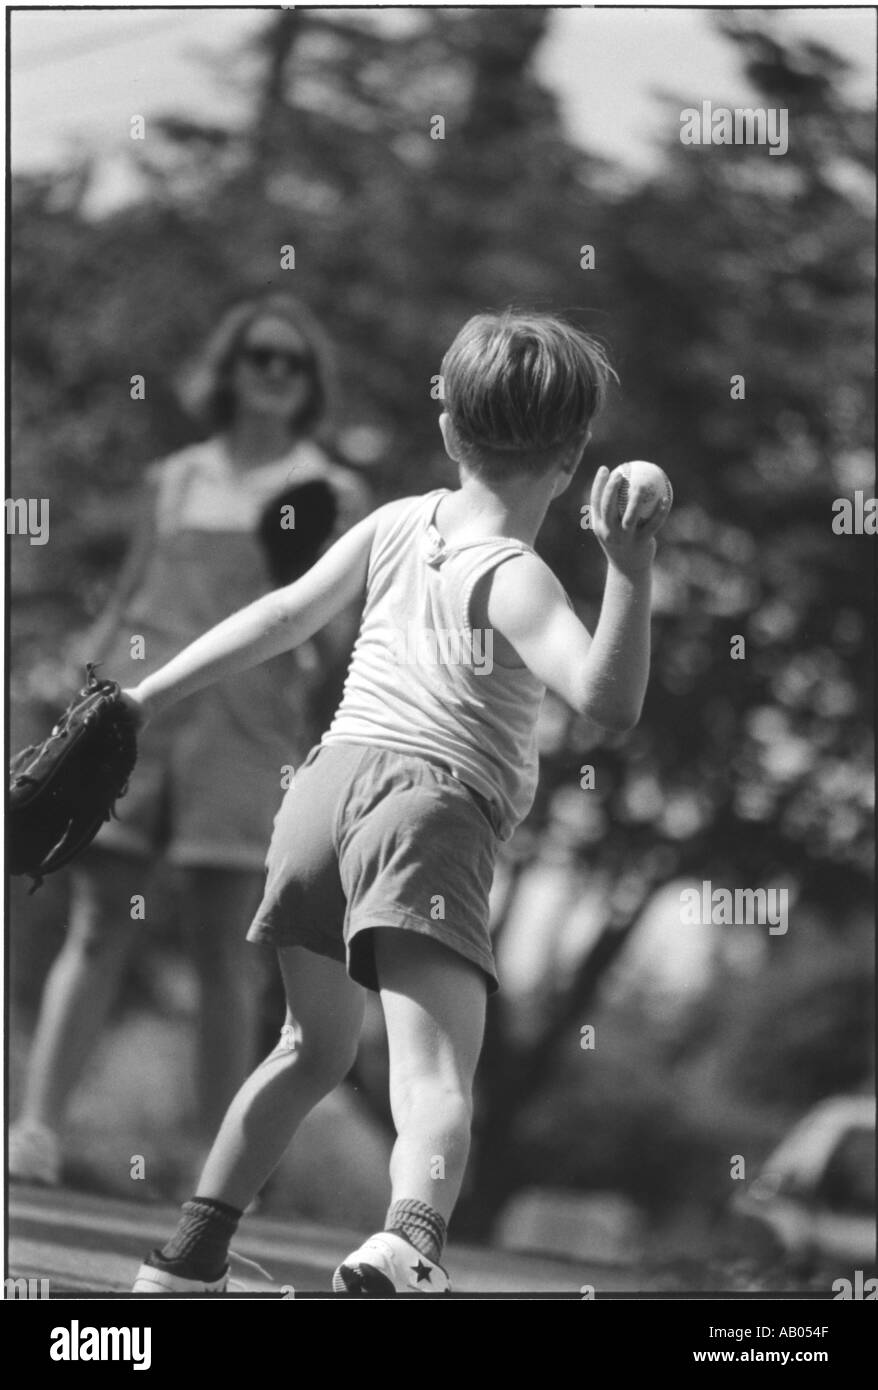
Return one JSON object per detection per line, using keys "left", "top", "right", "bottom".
{"left": 16, "top": 850, "right": 144, "bottom": 1134}
{"left": 181, "top": 868, "right": 273, "bottom": 1141}
{"left": 195, "top": 946, "right": 365, "bottom": 1210}
{"left": 375, "top": 930, "right": 487, "bottom": 1223}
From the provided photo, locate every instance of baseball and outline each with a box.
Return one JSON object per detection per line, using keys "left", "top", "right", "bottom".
{"left": 611, "top": 460, "right": 673, "bottom": 529}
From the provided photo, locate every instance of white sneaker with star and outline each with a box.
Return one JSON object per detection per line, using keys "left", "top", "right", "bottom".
{"left": 332, "top": 1232, "right": 451, "bottom": 1295}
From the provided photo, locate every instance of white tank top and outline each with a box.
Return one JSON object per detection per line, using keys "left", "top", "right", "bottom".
{"left": 322, "top": 490, "right": 546, "bottom": 839}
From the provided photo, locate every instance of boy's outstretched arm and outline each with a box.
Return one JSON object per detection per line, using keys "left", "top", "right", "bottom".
{"left": 487, "top": 467, "right": 662, "bottom": 732}
{"left": 126, "top": 508, "right": 383, "bottom": 722}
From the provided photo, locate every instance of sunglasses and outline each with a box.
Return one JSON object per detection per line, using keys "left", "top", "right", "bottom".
{"left": 240, "top": 345, "right": 314, "bottom": 375}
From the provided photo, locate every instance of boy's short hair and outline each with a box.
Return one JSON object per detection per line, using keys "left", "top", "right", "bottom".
{"left": 441, "top": 310, "right": 617, "bottom": 477}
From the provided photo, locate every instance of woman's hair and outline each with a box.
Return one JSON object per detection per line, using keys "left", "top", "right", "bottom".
{"left": 441, "top": 309, "right": 618, "bottom": 476}
{"left": 180, "top": 291, "right": 336, "bottom": 436}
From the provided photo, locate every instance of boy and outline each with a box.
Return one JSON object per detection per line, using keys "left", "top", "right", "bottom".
{"left": 127, "top": 310, "right": 667, "bottom": 1294}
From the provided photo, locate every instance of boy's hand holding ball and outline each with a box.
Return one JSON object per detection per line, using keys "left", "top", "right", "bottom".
{"left": 613, "top": 461, "right": 673, "bottom": 530}
{"left": 588, "top": 461, "right": 673, "bottom": 574}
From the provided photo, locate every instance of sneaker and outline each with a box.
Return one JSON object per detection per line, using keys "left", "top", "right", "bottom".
{"left": 132, "top": 1258, "right": 228, "bottom": 1294}
{"left": 8, "top": 1120, "right": 61, "bottom": 1186}
{"left": 131, "top": 1247, "right": 273, "bottom": 1295}
{"left": 332, "top": 1232, "right": 451, "bottom": 1295}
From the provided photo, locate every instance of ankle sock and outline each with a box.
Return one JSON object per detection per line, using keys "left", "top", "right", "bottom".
{"left": 384, "top": 1198, "right": 447, "bottom": 1265}
{"left": 152, "top": 1196, "right": 242, "bottom": 1281}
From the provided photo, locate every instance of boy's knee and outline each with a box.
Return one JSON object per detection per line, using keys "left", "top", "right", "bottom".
{"left": 393, "top": 1073, "right": 473, "bottom": 1133}
{"left": 272, "top": 1022, "right": 357, "bottom": 1092}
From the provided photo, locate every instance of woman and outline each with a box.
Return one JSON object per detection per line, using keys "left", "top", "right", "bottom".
{"left": 10, "top": 292, "right": 370, "bottom": 1186}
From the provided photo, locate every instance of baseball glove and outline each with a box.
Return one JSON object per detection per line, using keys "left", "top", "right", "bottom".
{"left": 8, "top": 663, "right": 138, "bottom": 893}
{"left": 257, "top": 478, "right": 339, "bottom": 588}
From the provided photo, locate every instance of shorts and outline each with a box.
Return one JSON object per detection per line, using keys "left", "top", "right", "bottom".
{"left": 96, "top": 685, "right": 290, "bottom": 872}
{"left": 246, "top": 740, "right": 501, "bottom": 993}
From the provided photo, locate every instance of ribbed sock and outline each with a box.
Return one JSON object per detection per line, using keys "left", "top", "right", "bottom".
{"left": 151, "top": 1196, "right": 242, "bottom": 1282}
{"left": 384, "top": 1198, "right": 447, "bottom": 1265}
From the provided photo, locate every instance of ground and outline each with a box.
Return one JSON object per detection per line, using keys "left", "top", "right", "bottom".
{"left": 9, "top": 1182, "right": 634, "bottom": 1296}
{"left": 7, "top": 991, "right": 837, "bottom": 1297}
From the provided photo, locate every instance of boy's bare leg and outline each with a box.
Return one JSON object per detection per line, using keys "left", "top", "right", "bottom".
{"left": 375, "top": 930, "right": 487, "bottom": 1222}
{"left": 195, "top": 946, "right": 366, "bottom": 1210}
{"left": 16, "top": 850, "right": 143, "bottom": 1134}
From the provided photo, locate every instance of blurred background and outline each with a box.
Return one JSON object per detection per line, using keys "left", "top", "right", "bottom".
{"left": 7, "top": 6, "right": 875, "bottom": 1290}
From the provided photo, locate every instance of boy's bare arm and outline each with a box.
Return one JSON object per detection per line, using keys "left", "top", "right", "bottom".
{"left": 488, "top": 467, "right": 660, "bottom": 732}
{"left": 127, "top": 508, "right": 383, "bottom": 722}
